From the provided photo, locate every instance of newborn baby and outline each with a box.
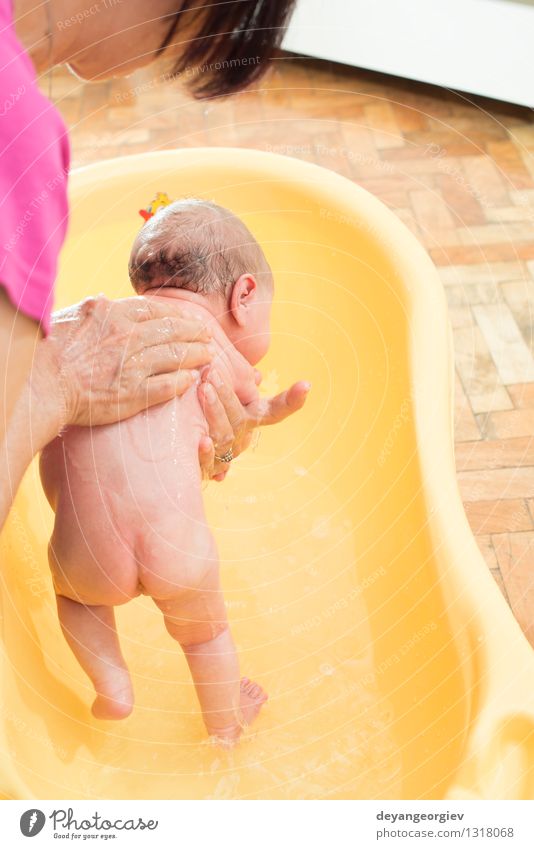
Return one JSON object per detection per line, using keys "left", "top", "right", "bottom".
{"left": 40, "top": 199, "right": 277, "bottom": 742}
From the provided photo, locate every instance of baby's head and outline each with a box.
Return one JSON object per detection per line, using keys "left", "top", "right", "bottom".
{"left": 129, "top": 199, "right": 273, "bottom": 365}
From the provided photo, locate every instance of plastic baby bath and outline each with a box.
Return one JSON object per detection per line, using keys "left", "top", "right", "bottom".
{"left": 1, "top": 148, "right": 533, "bottom": 800}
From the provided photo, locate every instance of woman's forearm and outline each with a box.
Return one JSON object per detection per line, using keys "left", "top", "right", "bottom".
{"left": 0, "top": 353, "right": 61, "bottom": 530}
{"left": 0, "top": 289, "right": 43, "bottom": 443}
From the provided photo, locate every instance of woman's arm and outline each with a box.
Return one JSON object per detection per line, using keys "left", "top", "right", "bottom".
{"left": 0, "top": 344, "right": 61, "bottom": 529}
{"left": 0, "top": 289, "right": 42, "bottom": 443}
{"left": 0, "top": 294, "right": 213, "bottom": 530}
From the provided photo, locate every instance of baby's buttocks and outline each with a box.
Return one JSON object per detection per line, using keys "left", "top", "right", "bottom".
{"left": 42, "top": 389, "right": 211, "bottom": 607}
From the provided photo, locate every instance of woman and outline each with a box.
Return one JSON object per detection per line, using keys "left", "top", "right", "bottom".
{"left": 0, "top": 0, "right": 307, "bottom": 528}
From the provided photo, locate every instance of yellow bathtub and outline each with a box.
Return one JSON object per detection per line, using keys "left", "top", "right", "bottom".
{"left": 1, "top": 148, "right": 533, "bottom": 800}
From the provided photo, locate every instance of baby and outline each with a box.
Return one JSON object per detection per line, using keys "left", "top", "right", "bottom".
{"left": 40, "top": 199, "right": 279, "bottom": 742}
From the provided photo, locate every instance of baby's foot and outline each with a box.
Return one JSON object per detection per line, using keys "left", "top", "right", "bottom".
{"left": 238, "top": 677, "right": 268, "bottom": 728}
{"left": 91, "top": 667, "right": 134, "bottom": 720}
{"left": 208, "top": 678, "right": 268, "bottom": 744}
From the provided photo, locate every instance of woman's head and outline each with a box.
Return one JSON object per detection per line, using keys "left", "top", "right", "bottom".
{"left": 44, "top": 0, "right": 295, "bottom": 95}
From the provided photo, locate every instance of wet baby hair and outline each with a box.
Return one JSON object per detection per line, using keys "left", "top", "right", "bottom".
{"left": 128, "top": 198, "right": 272, "bottom": 298}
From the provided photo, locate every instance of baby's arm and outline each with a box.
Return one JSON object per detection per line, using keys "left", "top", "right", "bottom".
{"left": 39, "top": 437, "right": 63, "bottom": 510}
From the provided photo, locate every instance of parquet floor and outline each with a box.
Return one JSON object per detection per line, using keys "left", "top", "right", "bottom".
{"left": 41, "top": 53, "right": 534, "bottom": 645}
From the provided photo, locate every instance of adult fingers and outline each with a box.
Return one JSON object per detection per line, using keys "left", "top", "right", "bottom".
{"left": 198, "top": 381, "right": 235, "bottom": 473}
{"left": 141, "top": 371, "right": 199, "bottom": 412}
{"left": 118, "top": 296, "right": 185, "bottom": 323}
{"left": 207, "top": 369, "right": 247, "bottom": 436}
{"left": 253, "top": 381, "right": 311, "bottom": 426}
{"left": 198, "top": 382, "right": 234, "bottom": 444}
{"left": 198, "top": 434, "right": 215, "bottom": 478}
{"left": 142, "top": 341, "right": 214, "bottom": 375}
{"left": 132, "top": 315, "right": 213, "bottom": 351}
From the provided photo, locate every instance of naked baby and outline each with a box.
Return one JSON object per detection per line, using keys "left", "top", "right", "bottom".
{"left": 40, "top": 199, "right": 291, "bottom": 742}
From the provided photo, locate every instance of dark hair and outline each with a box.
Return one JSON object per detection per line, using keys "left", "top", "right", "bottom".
{"left": 159, "top": 1, "right": 297, "bottom": 99}
{"left": 129, "top": 199, "right": 273, "bottom": 297}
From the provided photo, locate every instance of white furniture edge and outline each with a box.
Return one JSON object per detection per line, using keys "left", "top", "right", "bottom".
{"left": 283, "top": 0, "right": 534, "bottom": 108}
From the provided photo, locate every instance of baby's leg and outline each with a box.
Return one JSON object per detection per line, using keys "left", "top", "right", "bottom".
{"left": 56, "top": 595, "right": 134, "bottom": 720}
{"left": 154, "top": 589, "right": 267, "bottom": 741}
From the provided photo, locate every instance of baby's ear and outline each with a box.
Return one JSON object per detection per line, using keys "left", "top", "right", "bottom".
{"left": 229, "top": 273, "right": 258, "bottom": 325}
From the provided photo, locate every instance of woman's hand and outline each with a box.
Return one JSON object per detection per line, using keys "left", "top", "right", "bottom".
{"left": 32, "top": 295, "right": 213, "bottom": 431}
{"left": 198, "top": 369, "right": 310, "bottom": 480}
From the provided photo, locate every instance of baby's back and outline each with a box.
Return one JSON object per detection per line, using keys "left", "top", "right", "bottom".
{"left": 42, "top": 386, "right": 205, "bottom": 519}
{"left": 40, "top": 299, "right": 258, "bottom": 605}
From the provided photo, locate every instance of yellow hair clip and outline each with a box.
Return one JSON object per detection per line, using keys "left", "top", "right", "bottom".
{"left": 139, "top": 191, "right": 173, "bottom": 222}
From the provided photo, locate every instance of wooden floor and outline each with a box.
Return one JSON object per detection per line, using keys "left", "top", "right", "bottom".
{"left": 42, "top": 53, "right": 534, "bottom": 646}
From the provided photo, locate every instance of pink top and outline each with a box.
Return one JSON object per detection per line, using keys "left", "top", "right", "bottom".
{"left": 0, "top": 0, "right": 70, "bottom": 334}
